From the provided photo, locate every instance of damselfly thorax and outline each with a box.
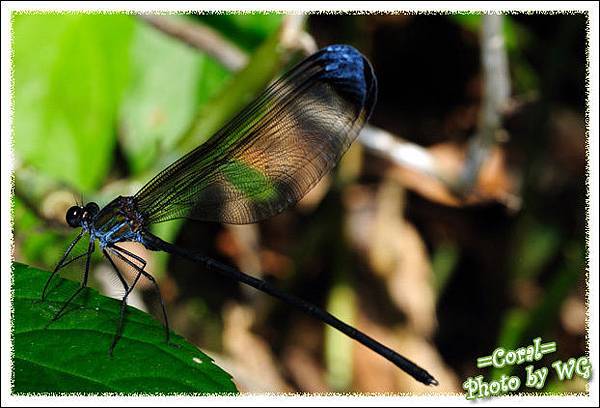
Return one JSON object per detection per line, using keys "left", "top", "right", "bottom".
{"left": 93, "top": 197, "right": 147, "bottom": 248}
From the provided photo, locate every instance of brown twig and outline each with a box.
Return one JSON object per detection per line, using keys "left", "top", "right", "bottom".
{"left": 137, "top": 14, "right": 248, "bottom": 71}
{"left": 13, "top": 179, "right": 70, "bottom": 232}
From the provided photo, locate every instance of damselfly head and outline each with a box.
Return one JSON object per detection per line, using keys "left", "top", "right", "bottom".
{"left": 66, "top": 202, "right": 99, "bottom": 228}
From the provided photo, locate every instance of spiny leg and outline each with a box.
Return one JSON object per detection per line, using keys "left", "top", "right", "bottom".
{"left": 50, "top": 239, "right": 95, "bottom": 323}
{"left": 103, "top": 248, "right": 144, "bottom": 356}
{"left": 57, "top": 251, "right": 90, "bottom": 270}
{"left": 112, "top": 244, "right": 146, "bottom": 268}
{"left": 41, "top": 230, "right": 85, "bottom": 301}
{"left": 111, "top": 245, "right": 173, "bottom": 346}
{"left": 103, "top": 248, "right": 131, "bottom": 292}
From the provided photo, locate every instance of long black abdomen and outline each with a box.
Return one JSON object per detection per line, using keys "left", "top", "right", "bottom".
{"left": 143, "top": 232, "right": 437, "bottom": 386}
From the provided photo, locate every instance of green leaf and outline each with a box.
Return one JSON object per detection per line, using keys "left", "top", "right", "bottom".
{"left": 119, "top": 18, "right": 230, "bottom": 174}
{"left": 12, "top": 262, "right": 238, "bottom": 394}
{"left": 13, "top": 13, "right": 134, "bottom": 192}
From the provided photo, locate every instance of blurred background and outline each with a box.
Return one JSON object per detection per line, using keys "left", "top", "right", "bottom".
{"left": 12, "top": 12, "right": 588, "bottom": 394}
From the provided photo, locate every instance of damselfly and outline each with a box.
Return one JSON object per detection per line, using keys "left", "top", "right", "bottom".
{"left": 42, "top": 45, "right": 437, "bottom": 386}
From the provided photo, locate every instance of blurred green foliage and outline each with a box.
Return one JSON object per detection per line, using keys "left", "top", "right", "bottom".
{"left": 431, "top": 241, "right": 460, "bottom": 294}
{"left": 12, "top": 12, "right": 284, "bottom": 270}
{"left": 14, "top": 196, "right": 70, "bottom": 269}
{"left": 492, "top": 240, "right": 586, "bottom": 379}
{"left": 14, "top": 14, "right": 133, "bottom": 192}
{"left": 12, "top": 13, "right": 283, "bottom": 191}
{"left": 119, "top": 18, "right": 230, "bottom": 174}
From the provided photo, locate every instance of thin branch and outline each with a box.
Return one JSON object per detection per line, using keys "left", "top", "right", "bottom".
{"left": 458, "top": 14, "right": 511, "bottom": 194}
{"left": 138, "top": 14, "right": 248, "bottom": 71}
{"left": 359, "top": 125, "right": 447, "bottom": 183}
{"left": 480, "top": 15, "right": 511, "bottom": 128}
{"left": 137, "top": 14, "right": 317, "bottom": 72}
{"left": 278, "top": 15, "right": 318, "bottom": 55}
{"left": 13, "top": 180, "right": 70, "bottom": 232}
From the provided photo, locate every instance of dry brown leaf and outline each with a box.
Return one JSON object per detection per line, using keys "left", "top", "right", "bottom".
{"left": 343, "top": 184, "right": 378, "bottom": 255}
{"left": 260, "top": 248, "right": 293, "bottom": 279}
{"left": 549, "top": 108, "right": 586, "bottom": 174}
{"left": 346, "top": 178, "right": 437, "bottom": 336}
{"left": 353, "top": 311, "right": 460, "bottom": 394}
{"left": 390, "top": 141, "right": 521, "bottom": 210}
{"left": 560, "top": 294, "right": 587, "bottom": 335}
{"left": 283, "top": 346, "right": 329, "bottom": 393}
{"left": 221, "top": 302, "right": 293, "bottom": 393}
{"left": 226, "top": 224, "right": 262, "bottom": 276}
{"left": 375, "top": 180, "right": 436, "bottom": 335}
{"left": 513, "top": 278, "right": 542, "bottom": 309}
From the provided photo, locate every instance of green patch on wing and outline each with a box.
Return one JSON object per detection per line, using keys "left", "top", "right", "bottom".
{"left": 222, "top": 160, "right": 278, "bottom": 202}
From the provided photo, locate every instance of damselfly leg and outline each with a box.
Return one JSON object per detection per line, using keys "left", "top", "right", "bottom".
{"left": 102, "top": 247, "right": 145, "bottom": 356}
{"left": 41, "top": 229, "right": 85, "bottom": 301}
{"left": 108, "top": 244, "right": 174, "bottom": 349}
{"left": 48, "top": 239, "right": 95, "bottom": 323}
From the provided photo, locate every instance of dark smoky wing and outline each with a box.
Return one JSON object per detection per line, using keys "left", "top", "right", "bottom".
{"left": 134, "top": 45, "right": 377, "bottom": 225}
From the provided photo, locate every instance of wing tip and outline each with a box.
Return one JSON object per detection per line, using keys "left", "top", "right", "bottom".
{"left": 316, "top": 44, "right": 378, "bottom": 118}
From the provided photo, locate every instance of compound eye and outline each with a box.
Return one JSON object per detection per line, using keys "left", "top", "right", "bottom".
{"left": 66, "top": 206, "right": 83, "bottom": 228}
{"left": 85, "top": 202, "right": 100, "bottom": 216}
